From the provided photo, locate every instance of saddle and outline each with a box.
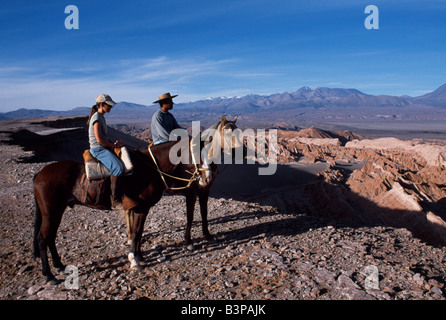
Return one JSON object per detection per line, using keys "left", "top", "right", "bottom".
{"left": 77, "top": 147, "right": 137, "bottom": 210}
{"left": 77, "top": 174, "right": 111, "bottom": 209}
{"left": 83, "top": 147, "right": 133, "bottom": 180}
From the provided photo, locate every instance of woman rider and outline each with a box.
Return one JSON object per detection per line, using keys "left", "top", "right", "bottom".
{"left": 87, "top": 93, "right": 125, "bottom": 210}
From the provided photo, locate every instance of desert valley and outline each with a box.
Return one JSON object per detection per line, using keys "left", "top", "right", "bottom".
{"left": 1, "top": 84, "right": 446, "bottom": 301}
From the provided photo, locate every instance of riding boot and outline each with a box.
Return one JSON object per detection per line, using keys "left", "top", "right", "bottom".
{"left": 110, "top": 175, "right": 124, "bottom": 210}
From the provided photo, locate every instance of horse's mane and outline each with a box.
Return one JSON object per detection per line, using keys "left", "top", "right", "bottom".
{"left": 199, "top": 121, "right": 220, "bottom": 142}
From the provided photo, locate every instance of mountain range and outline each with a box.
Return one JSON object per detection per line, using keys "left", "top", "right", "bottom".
{"left": 182, "top": 83, "right": 446, "bottom": 111}
{"left": 1, "top": 83, "right": 445, "bottom": 124}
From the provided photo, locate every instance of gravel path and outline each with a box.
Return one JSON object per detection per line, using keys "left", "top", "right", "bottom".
{"left": 1, "top": 143, "right": 446, "bottom": 301}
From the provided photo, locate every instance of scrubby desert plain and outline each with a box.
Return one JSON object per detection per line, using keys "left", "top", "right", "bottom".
{"left": 0, "top": 115, "right": 446, "bottom": 305}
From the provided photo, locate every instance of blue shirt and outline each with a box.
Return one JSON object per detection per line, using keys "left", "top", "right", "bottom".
{"left": 151, "top": 109, "right": 182, "bottom": 144}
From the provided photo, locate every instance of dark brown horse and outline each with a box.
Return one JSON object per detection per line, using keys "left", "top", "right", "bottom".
{"left": 33, "top": 116, "right": 239, "bottom": 283}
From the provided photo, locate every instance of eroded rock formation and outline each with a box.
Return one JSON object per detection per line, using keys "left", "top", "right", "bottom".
{"left": 274, "top": 129, "right": 446, "bottom": 246}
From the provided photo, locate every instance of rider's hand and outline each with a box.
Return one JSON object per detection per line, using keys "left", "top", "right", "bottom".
{"left": 113, "top": 140, "right": 124, "bottom": 148}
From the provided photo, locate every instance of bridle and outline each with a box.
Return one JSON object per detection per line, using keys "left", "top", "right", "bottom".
{"left": 147, "top": 139, "right": 210, "bottom": 191}
{"left": 147, "top": 120, "right": 236, "bottom": 191}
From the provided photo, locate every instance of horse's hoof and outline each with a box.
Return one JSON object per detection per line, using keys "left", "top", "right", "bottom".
{"left": 130, "top": 261, "right": 142, "bottom": 271}
{"left": 47, "top": 278, "right": 62, "bottom": 286}
{"left": 128, "top": 253, "right": 141, "bottom": 270}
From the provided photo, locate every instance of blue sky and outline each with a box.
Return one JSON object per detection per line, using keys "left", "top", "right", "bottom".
{"left": 0, "top": 0, "right": 445, "bottom": 111}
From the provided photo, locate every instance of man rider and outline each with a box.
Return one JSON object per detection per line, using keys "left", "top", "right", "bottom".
{"left": 151, "top": 92, "right": 182, "bottom": 145}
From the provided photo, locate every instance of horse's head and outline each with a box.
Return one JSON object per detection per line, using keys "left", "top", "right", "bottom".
{"left": 216, "top": 115, "right": 242, "bottom": 151}
{"left": 195, "top": 115, "right": 241, "bottom": 187}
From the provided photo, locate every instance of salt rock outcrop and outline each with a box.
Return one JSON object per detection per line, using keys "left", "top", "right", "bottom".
{"left": 346, "top": 138, "right": 446, "bottom": 167}
{"left": 276, "top": 129, "right": 446, "bottom": 246}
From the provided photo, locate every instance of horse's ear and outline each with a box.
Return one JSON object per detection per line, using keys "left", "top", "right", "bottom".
{"left": 233, "top": 116, "right": 238, "bottom": 123}
{"left": 221, "top": 115, "right": 227, "bottom": 124}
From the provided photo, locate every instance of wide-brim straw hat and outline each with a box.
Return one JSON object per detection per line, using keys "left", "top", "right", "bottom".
{"left": 153, "top": 92, "right": 178, "bottom": 104}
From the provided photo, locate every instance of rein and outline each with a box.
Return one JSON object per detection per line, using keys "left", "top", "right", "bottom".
{"left": 145, "top": 119, "right": 236, "bottom": 191}
{"left": 147, "top": 140, "right": 207, "bottom": 191}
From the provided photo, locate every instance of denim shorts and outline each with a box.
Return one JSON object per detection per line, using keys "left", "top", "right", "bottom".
{"left": 90, "top": 147, "right": 124, "bottom": 176}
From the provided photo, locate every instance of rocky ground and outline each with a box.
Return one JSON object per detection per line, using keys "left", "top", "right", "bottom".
{"left": 1, "top": 140, "right": 446, "bottom": 301}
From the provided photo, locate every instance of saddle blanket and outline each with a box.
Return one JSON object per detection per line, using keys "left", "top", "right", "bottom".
{"left": 84, "top": 147, "right": 133, "bottom": 180}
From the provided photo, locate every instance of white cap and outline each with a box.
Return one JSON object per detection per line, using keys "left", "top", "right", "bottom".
{"left": 96, "top": 93, "right": 116, "bottom": 106}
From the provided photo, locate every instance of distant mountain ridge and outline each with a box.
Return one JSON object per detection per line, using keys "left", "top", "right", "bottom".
{"left": 1, "top": 83, "right": 445, "bottom": 122}
{"left": 177, "top": 86, "right": 417, "bottom": 112}
{"left": 410, "top": 83, "right": 446, "bottom": 107}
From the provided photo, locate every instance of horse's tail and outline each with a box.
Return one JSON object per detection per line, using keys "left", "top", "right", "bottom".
{"left": 33, "top": 175, "right": 42, "bottom": 259}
